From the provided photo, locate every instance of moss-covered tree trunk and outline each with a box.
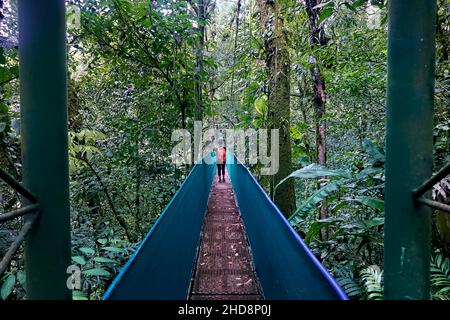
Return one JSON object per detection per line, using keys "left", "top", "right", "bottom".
{"left": 258, "top": 0, "right": 296, "bottom": 217}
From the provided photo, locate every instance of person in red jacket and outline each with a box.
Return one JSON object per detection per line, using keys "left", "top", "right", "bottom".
{"left": 216, "top": 144, "right": 227, "bottom": 182}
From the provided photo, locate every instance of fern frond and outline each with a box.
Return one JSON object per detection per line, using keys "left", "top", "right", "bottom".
{"left": 430, "top": 253, "right": 450, "bottom": 300}
{"left": 336, "top": 276, "right": 362, "bottom": 298}
{"left": 360, "top": 265, "right": 383, "bottom": 300}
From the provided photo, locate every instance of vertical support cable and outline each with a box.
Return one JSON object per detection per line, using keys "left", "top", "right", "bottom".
{"left": 19, "top": 0, "right": 71, "bottom": 299}
{"left": 384, "top": 0, "right": 437, "bottom": 299}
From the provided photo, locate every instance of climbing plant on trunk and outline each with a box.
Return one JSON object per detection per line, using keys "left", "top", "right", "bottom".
{"left": 257, "top": 0, "right": 296, "bottom": 217}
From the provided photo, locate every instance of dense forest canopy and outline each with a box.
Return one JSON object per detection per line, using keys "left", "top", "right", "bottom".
{"left": 0, "top": 0, "right": 449, "bottom": 300}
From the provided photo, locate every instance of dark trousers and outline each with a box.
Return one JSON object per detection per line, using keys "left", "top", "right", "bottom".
{"left": 217, "top": 164, "right": 225, "bottom": 178}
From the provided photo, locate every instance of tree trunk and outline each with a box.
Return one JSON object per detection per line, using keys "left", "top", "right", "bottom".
{"left": 305, "top": 0, "right": 329, "bottom": 241}
{"left": 134, "top": 134, "right": 144, "bottom": 237}
{"left": 230, "top": 0, "right": 242, "bottom": 99}
{"left": 258, "top": 0, "right": 296, "bottom": 217}
{"left": 82, "top": 157, "right": 136, "bottom": 242}
{"left": 194, "top": 0, "right": 206, "bottom": 121}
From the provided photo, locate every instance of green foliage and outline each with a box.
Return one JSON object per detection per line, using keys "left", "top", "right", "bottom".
{"left": 0, "top": 0, "right": 448, "bottom": 301}
{"left": 82, "top": 268, "right": 111, "bottom": 277}
{"left": 253, "top": 95, "right": 267, "bottom": 127}
{"left": 360, "top": 265, "right": 383, "bottom": 300}
{"left": 431, "top": 252, "right": 450, "bottom": 300}
{"left": 286, "top": 137, "right": 386, "bottom": 299}
{"left": 73, "top": 290, "right": 89, "bottom": 301}
{"left": 352, "top": 0, "right": 369, "bottom": 9}
{"left": 330, "top": 247, "right": 448, "bottom": 301}
{"left": 71, "top": 238, "right": 132, "bottom": 300}
{"left": 93, "top": 257, "right": 117, "bottom": 263}
{"left": 335, "top": 264, "right": 384, "bottom": 300}
{"left": 286, "top": 155, "right": 384, "bottom": 227}
{"left": 304, "top": 217, "right": 342, "bottom": 244}
{"left": 79, "top": 247, "right": 96, "bottom": 256}
{"left": 318, "top": 4, "right": 334, "bottom": 26}
{"left": 362, "top": 139, "right": 385, "bottom": 165}
{"left": 277, "top": 164, "right": 350, "bottom": 186}
{"left": 290, "top": 181, "right": 343, "bottom": 225}
{"left": 0, "top": 41, "right": 22, "bottom": 300}
{"left": 16, "top": 271, "right": 25, "bottom": 289}
{"left": 102, "top": 246, "right": 128, "bottom": 254}
{"left": 254, "top": 95, "right": 267, "bottom": 116}
{"left": 72, "top": 256, "right": 87, "bottom": 265}
{"left": 275, "top": 163, "right": 352, "bottom": 224}
{"left": 0, "top": 47, "right": 18, "bottom": 85}
{"left": 353, "top": 196, "right": 384, "bottom": 211}
{"left": 69, "top": 129, "right": 106, "bottom": 174}
{"left": 1, "top": 273, "right": 16, "bottom": 300}
{"left": 337, "top": 277, "right": 362, "bottom": 297}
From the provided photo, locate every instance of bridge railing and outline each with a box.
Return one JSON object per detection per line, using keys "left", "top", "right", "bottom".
{"left": 227, "top": 154, "right": 348, "bottom": 300}
{"left": 104, "top": 154, "right": 347, "bottom": 300}
{"left": 0, "top": 168, "right": 40, "bottom": 277}
{"left": 103, "top": 160, "right": 216, "bottom": 300}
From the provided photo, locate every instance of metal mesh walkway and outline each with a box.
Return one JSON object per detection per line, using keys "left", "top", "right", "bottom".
{"left": 189, "top": 168, "right": 262, "bottom": 300}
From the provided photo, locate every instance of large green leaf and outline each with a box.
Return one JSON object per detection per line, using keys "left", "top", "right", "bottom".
{"left": 72, "top": 255, "right": 87, "bottom": 265}
{"left": 16, "top": 271, "right": 26, "bottom": 289}
{"left": 305, "top": 217, "right": 343, "bottom": 244}
{"left": 0, "top": 48, "right": 5, "bottom": 64}
{"left": 370, "top": 0, "right": 385, "bottom": 9}
{"left": 97, "top": 238, "right": 108, "bottom": 245}
{"left": 363, "top": 139, "right": 385, "bottom": 164}
{"left": 318, "top": 4, "right": 335, "bottom": 25}
{"left": 312, "top": 1, "right": 334, "bottom": 10}
{"left": 337, "top": 276, "right": 362, "bottom": 297}
{"left": 93, "top": 257, "right": 117, "bottom": 264}
{"left": 254, "top": 95, "right": 267, "bottom": 116}
{"left": 287, "top": 163, "right": 349, "bottom": 179}
{"left": 355, "top": 196, "right": 384, "bottom": 211}
{"left": 72, "top": 290, "right": 89, "bottom": 300}
{"left": 352, "top": 0, "right": 369, "bottom": 8}
{"left": 9, "top": 65, "right": 19, "bottom": 77}
{"left": 101, "top": 246, "right": 127, "bottom": 254}
{"left": 1, "top": 274, "right": 16, "bottom": 300}
{"left": 82, "top": 268, "right": 111, "bottom": 277}
{"left": 79, "top": 247, "right": 95, "bottom": 255}
{"left": 430, "top": 253, "right": 450, "bottom": 299}
{"left": 290, "top": 127, "right": 303, "bottom": 140}
{"left": 361, "top": 266, "right": 383, "bottom": 300}
{"left": 362, "top": 217, "right": 385, "bottom": 229}
{"left": 275, "top": 164, "right": 349, "bottom": 196}
{"left": 0, "top": 66, "right": 13, "bottom": 83}
{"left": 289, "top": 182, "right": 342, "bottom": 226}
{"left": 356, "top": 166, "right": 383, "bottom": 180}
{"left": 342, "top": 2, "right": 357, "bottom": 12}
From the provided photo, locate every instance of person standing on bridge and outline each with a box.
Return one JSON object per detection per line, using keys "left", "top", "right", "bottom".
{"left": 215, "top": 142, "right": 227, "bottom": 182}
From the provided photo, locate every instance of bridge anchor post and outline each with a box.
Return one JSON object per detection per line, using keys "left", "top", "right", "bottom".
{"left": 19, "top": 0, "right": 71, "bottom": 299}
{"left": 384, "top": 0, "right": 437, "bottom": 299}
